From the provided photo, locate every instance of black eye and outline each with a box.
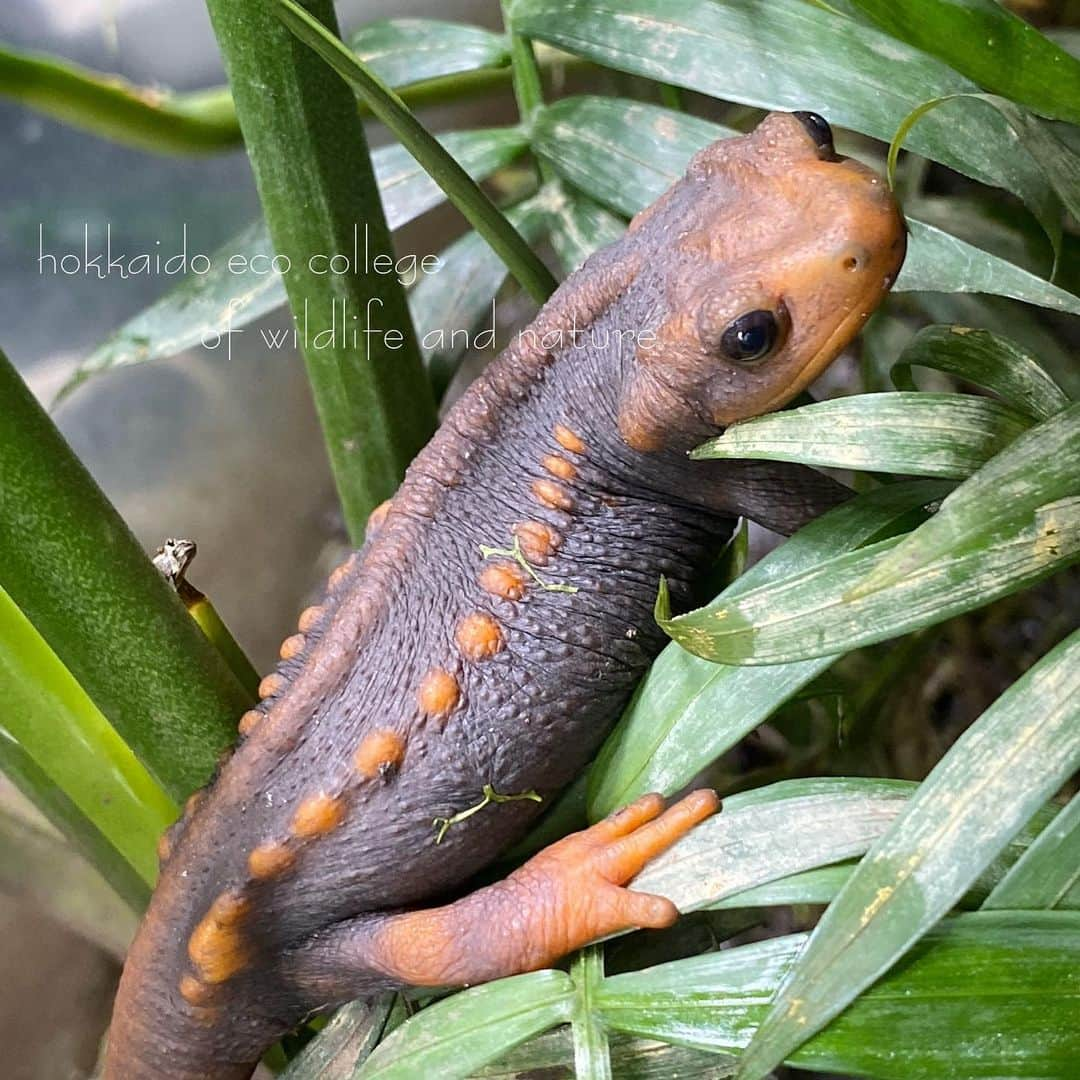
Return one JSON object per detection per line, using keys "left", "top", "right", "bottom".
{"left": 720, "top": 310, "right": 780, "bottom": 362}
{"left": 793, "top": 111, "right": 834, "bottom": 156}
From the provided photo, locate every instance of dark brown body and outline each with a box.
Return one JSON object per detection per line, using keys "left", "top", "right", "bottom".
{"left": 107, "top": 112, "right": 904, "bottom": 1078}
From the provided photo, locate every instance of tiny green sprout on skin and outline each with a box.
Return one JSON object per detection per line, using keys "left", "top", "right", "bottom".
{"left": 479, "top": 535, "right": 579, "bottom": 593}
{"left": 433, "top": 784, "right": 543, "bottom": 844}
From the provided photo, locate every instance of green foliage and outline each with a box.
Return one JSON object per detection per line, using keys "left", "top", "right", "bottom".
{"left": 0, "top": 1, "right": 1077, "bottom": 1076}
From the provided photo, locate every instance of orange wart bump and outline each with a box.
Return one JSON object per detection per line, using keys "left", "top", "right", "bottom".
{"left": 354, "top": 729, "right": 407, "bottom": 778}
{"left": 179, "top": 974, "right": 215, "bottom": 1007}
{"left": 328, "top": 553, "right": 357, "bottom": 591}
{"left": 238, "top": 709, "right": 261, "bottom": 736}
{"left": 365, "top": 499, "right": 391, "bottom": 539}
{"left": 258, "top": 673, "right": 286, "bottom": 700}
{"left": 455, "top": 612, "right": 505, "bottom": 660}
{"left": 541, "top": 454, "right": 577, "bottom": 481}
{"left": 479, "top": 561, "right": 529, "bottom": 601}
{"left": 291, "top": 793, "right": 347, "bottom": 838}
{"left": 279, "top": 633, "right": 306, "bottom": 661}
{"left": 417, "top": 668, "right": 461, "bottom": 718}
{"left": 297, "top": 605, "right": 324, "bottom": 633}
{"left": 514, "top": 520, "right": 562, "bottom": 564}
{"left": 480, "top": 536, "right": 578, "bottom": 595}
{"left": 247, "top": 842, "right": 296, "bottom": 879}
{"left": 553, "top": 424, "right": 586, "bottom": 455}
{"left": 532, "top": 478, "right": 575, "bottom": 512}
{"left": 187, "top": 891, "right": 251, "bottom": 984}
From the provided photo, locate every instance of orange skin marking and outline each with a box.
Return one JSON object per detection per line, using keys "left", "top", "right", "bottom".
{"left": 532, "top": 478, "right": 575, "bottom": 512}
{"left": 479, "top": 562, "right": 528, "bottom": 601}
{"left": 291, "top": 793, "right": 347, "bottom": 839}
{"left": 328, "top": 554, "right": 358, "bottom": 591}
{"left": 354, "top": 730, "right": 407, "bottom": 779}
{"left": 184, "top": 790, "right": 204, "bottom": 819}
{"left": 553, "top": 424, "right": 586, "bottom": 455}
{"left": 258, "top": 673, "right": 286, "bottom": 700}
{"left": 279, "top": 634, "right": 306, "bottom": 661}
{"left": 179, "top": 974, "right": 215, "bottom": 1007}
{"left": 455, "top": 612, "right": 505, "bottom": 661}
{"left": 157, "top": 831, "right": 172, "bottom": 863}
{"left": 237, "top": 709, "right": 261, "bottom": 737}
{"left": 417, "top": 668, "right": 460, "bottom": 719}
{"left": 366, "top": 790, "right": 719, "bottom": 987}
{"left": 187, "top": 891, "right": 252, "bottom": 985}
{"left": 247, "top": 842, "right": 296, "bottom": 880}
{"left": 365, "top": 499, "right": 392, "bottom": 540}
{"left": 297, "top": 605, "right": 324, "bottom": 634}
{"left": 542, "top": 454, "right": 577, "bottom": 482}
{"left": 513, "top": 521, "right": 562, "bottom": 565}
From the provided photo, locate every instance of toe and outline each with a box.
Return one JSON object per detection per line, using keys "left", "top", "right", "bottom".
{"left": 598, "top": 789, "right": 719, "bottom": 882}
{"left": 593, "top": 792, "right": 667, "bottom": 841}
{"left": 619, "top": 889, "right": 679, "bottom": 930}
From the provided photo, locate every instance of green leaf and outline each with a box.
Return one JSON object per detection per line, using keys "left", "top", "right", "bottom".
{"left": 477, "top": 1028, "right": 735, "bottom": 1078}
{"left": 0, "top": 351, "right": 250, "bottom": 799}
{"left": 273, "top": 0, "right": 558, "bottom": 304}
{"left": 857, "top": 403, "right": 1080, "bottom": 594}
{"left": 357, "top": 971, "right": 575, "bottom": 1080}
{"left": 984, "top": 792, "right": 1080, "bottom": 911}
{"left": 571, "top": 947, "right": 612, "bottom": 1080}
{"left": 891, "top": 324, "right": 1071, "bottom": 422}
{"left": 691, "top": 393, "right": 1033, "bottom": 479}
{"left": 0, "top": 585, "right": 175, "bottom": 886}
{"left": 734, "top": 632, "right": 1080, "bottom": 1079}
{"left": 545, "top": 184, "right": 626, "bottom": 275}
{"left": 61, "top": 127, "right": 528, "bottom": 400}
{"left": 847, "top": 0, "right": 1080, "bottom": 125}
{"left": 281, "top": 994, "right": 396, "bottom": 1079}
{"left": 411, "top": 193, "right": 551, "bottom": 398}
{"left": 660, "top": 498, "right": 1080, "bottom": 664}
{"left": 602, "top": 912, "right": 1080, "bottom": 1079}
{"left": 896, "top": 219, "right": 1080, "bottom": 316}
{"left": 587, "top": 480, "right": 949, "bottom": 817}
{"left": 348, "top": 18, "right": 510, "bottom": 86}
{"left": 631, "top": 778, "right": 913, "bottom": 914}
{"left": 888, "top": 93, "right": 1080, "bottom": 259}
{"left": 530, "top": 95, "right": 1080, "bottom": 315}
{"left": 512, "top": 0, "right": 1055, "bottom": 214}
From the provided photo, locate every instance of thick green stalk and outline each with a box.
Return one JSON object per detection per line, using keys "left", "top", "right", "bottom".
{"left": 0, "top": 42, "right": 527, "bottom": 155}
{"left": 0, "top": 351, "right": 250, "bottom": 800}
{"left": 501, "top": 1, "right": 554, "bottom": 184}
{"left": 271, "top": 0, "right": 558, "bottom": 305}
{"left": 205, "top": 0, "right": 438, "bottom": 542}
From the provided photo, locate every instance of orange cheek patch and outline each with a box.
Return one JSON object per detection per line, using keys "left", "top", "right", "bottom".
{"left": 542, "top": 454, "right": 577, "bottom": 481}
{"left": 553, "top": 424, "right": 586, "bottom": 455}
{"left": 479, "top": 562, "right": 528, "bottom": 601}
{"left": 532, "top": 479, "right": 575, "bottom": 512}
{"left": 291, "top": 793, "right": 347, "bottom": 838}
{"left": 455, "top": 612, "right": 505, "bottom": 661}
{"left": 354, "top": 729, "right": 407, "bottom": 779}
{"left": 298, "top": 605, "right": 324, "bottom": 633}
{"left": 248, "top": 842, "right": 296, "bottom": 879}
{"left": 187, "top": 891, "right": 251, "bottom": 984}
{"left": 417, "top": 668, "right": 460, "bottom": 719}
{"left": 279, "top": 633, "right": 306, "bottom": 661}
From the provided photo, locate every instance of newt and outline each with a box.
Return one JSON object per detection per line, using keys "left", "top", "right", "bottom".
{"left": 105, "top": 111, "right": 905, "bottom": 1078}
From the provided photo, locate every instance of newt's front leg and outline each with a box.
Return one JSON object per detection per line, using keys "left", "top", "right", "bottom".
{"left": 289, "top": 791, "right": 718, "bottom": 996}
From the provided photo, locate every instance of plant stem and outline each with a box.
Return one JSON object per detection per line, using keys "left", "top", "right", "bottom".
{"left": 501, "top": 1, "right": 555, "bottom": 184}
{"left": 205, "top": 0, "right": 439, "bottom": 544}
{"left": 0, "top": 41, "right": 538, "bottom": 156}
{"left": 0, "top": 351, "right": 250, "bottom": 800}
{"left": 271, "top": 0, "right": 558, "bottom": 305}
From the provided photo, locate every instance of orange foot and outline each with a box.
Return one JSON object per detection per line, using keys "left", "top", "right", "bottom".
{"left": 365, "top": 790, "right": 720, "bottom": 988}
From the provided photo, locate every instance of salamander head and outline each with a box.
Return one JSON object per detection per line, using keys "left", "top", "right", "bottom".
{"left": 618, "top": 111, "right": 905, "bottom": 449}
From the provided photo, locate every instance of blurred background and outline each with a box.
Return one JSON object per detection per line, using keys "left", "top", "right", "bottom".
{"left": 1, "top": 1, "right": 1077, "bottom": 1076}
